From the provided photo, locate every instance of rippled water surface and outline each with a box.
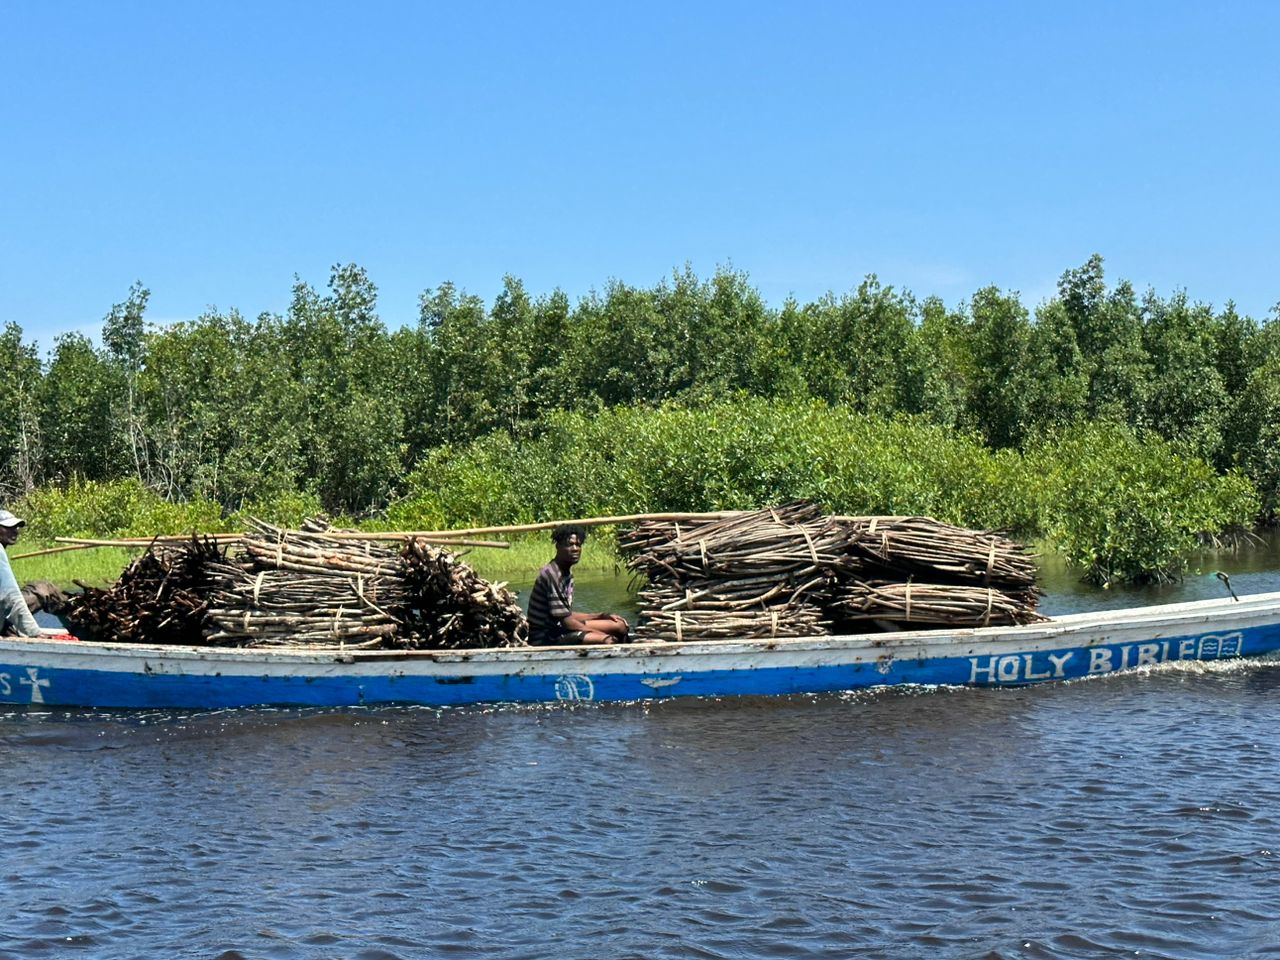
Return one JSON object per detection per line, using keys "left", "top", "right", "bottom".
{"left": 5, "top": 545, "right": 1280, "bottom": 959}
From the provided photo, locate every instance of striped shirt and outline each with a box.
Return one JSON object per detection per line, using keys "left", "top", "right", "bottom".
{"left": 527, "top": 561, "right": 573, "bottom": 644}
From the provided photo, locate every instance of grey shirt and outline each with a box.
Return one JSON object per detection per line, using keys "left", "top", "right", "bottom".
{"left": 527, "top": 562, "right": 573, "bottom": 644}
{"left": 0, "top": 545, "right": 41, "bottom": 637}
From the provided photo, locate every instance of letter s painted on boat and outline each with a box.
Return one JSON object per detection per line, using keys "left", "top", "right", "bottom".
{"left": 0, "top": 673, "right": 8, "bottom": 696}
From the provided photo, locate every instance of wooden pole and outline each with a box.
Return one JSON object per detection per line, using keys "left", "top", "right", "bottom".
{"left": 11, "top": 542, "right": 128, "bottom": 561}
{"left": 54, "top": 534, "right": 243, "bottom": 545}
{"left": 21, "top": 513, "right": 912, "bottom": 560}
{"left": 54, "top": 535, "right": 511, "bottom": 550}
{"left": 305, "top": 511, "right": 748, "bottom": 541}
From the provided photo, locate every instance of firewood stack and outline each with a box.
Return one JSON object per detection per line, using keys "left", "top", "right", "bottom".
{"left": 203, "top": 519, "right": 410, "bottom": 647}
{"left": 621, "top": 504, "right": 1043, "bottom": 641}
{"left": 619, "top": 502, "right": 848, "bottom": 642}
{"left": 66, "top": 519, "right": 529, "bottom": 650}
{"left": 398, "top": 537, "right": 527, "bottom": 649}
{"left": 831, "top": 517, "right": 1043, "bottom": 628}
{"left": 63, "top": 536, "right": 224, "bottom": 645}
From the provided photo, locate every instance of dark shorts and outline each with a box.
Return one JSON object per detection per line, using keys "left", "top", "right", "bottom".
{"left": 530, "top": 629, "right": 587, "bottom": 647}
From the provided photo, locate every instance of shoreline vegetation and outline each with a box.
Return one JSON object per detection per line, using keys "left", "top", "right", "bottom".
{"left": 9, "top": 403, "right": 1257, "bottom": 589}
{"left": 4, "top": 254, "right": 1277, "bottom": 588}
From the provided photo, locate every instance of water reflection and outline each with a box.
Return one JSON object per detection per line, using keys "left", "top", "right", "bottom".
{"left": 5, "top": 538, "right": 1280, "bottom": 958}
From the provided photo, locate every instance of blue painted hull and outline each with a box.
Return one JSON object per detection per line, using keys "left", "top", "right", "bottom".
{"left": 3, "top": 593, "right": 1279, "bottom": 709}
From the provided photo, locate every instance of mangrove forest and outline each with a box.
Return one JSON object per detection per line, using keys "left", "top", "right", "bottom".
{"left": 3, "top": 254, "right": 1279, "bottom": 584}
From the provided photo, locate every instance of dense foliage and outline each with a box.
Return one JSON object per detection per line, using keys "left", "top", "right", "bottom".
{"left": 386, "top": 401, "right": 1256, "bottom": 585}
{"left": 3, "top": 255, "right": 1276, "bottom": 581}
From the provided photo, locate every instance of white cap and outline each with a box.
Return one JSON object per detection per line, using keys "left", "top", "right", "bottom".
{"left": 0, "top": 510, "right": 25, "bottom": 528}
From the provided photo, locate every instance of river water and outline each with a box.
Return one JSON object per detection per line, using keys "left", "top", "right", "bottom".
{"left": 4, "top": 544, "right": 1280, "bottom": 959}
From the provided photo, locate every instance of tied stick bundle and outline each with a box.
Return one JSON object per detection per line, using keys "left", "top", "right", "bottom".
{"left": 833, "top": 517, "right": 1043, "bottom": 628}
{"left": 63, "top": 536, "right": 224, "bottom": 645}
{"left": 842, "top": 517, "right": 1039, "bottom": 602}
{"left": 621, "top": 501, "right": 845, "bottom": 642}
{"left": 641, "top": 605, "right": 828, "bottom": 642}
{"left": 621, "top": 501, "right": 851, "bottom": 582}
{"left": 831, "top": 580, "right": 1048, "bottom": 628}
{"left": 205, "top": 519, "right": 409, "bottom": 647}
{"left": 638, "top": 572, "right": 832, "bottom": 613}
{"left": 399, "top": 538, "right": 527, "bottom": 649}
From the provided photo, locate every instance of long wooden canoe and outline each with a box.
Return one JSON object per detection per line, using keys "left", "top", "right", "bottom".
{"left": 2, "top": 592, "right": 1278, "bottom": 709}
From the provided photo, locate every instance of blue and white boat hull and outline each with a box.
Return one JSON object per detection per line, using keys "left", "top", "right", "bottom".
{"left": 2, "top": 592, "right": 1278, "bottom": 709}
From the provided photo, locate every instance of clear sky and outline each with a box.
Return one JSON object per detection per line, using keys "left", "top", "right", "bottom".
{"left": 4, "top": 1, "right": 1278, "bottom": 348}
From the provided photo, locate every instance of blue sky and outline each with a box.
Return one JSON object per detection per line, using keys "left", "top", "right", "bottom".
{"left": 3, "top": 1, "right": 1278, "bottom": 347}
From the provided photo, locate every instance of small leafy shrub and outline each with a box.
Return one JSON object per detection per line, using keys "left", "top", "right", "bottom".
{"left": 1026, "top": 423, "right": 1258, "bottom": 584}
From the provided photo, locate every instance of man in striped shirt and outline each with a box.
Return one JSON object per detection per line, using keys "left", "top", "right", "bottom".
{"left": 526, "top": 525, "right": 629, "bottom": 646}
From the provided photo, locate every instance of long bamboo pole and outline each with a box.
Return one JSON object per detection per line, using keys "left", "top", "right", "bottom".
{"left": 10, "top": 543, "right": 116, "bottom": 561}
{"left": 54, "top": 535, "right": 511, "bottom": 550}
{"left": 248, "top": 512, "right": 912, "bottom": 541}
{"left": 55, "top": 535, "right": 242, "bottom": 545}
{"left": 27, "top": 510, "right": 912, "bottom": 558}
{"left": 304, "top": 511, "right": 749, "bottom": 541}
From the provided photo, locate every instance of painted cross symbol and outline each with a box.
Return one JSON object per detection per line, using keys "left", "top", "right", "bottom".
{"left": 19, "top": 667, "right": 50, "bottom": 704}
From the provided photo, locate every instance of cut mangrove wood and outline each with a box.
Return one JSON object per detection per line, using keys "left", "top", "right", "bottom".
{"left": 63, "top": 536, "right": 224, "bottom": 646}
{"left": 830, "top": 580, "right": 1046, "bottom": 627}
{"left": 841, "top": 516, "right": 1038, "bottom": 589}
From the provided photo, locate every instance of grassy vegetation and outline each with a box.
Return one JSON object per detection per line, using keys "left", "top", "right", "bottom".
{"left": 10, "top": 545, "right": 143, "bottom": 589}
{"left": 459, "top": 533, "right": 624, "bottom": 582}
{"left": 384, "top": 399, "right": 1257, "bottom": 584}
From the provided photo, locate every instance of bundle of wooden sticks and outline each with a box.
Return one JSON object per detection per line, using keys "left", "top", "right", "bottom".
{"left": 621, "top": 502, "right": 846, "bottom": 642}
{"left": 841, "top": 516, "right": 1040, "bottom": 603}
{"left": 829, "top": 580, "right": 1045, "bottom": 627}
{"left": 63, "top": 536, "right": 224, "bottom": 645}
{"left": 66, "top": 519, "right": 526, "bottom": 650}
{"left": 831, "top": 516, "right": 1044, "bottom": 627}
{"left": 621, "top": 502, "right": 1042, "bottom": 641}
{"left": 204, "top": 519, "right": 409, "bottom": 647}
{"left": 398, "top": 537, "right": 527, "bottom": 649}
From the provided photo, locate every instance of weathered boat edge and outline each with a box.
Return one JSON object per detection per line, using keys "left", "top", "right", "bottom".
{"left": 3, "top": 591, "right": 1279, "bottom": 710}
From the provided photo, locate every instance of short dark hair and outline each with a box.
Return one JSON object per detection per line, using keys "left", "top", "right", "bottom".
{"left": 552, "top": 524, "right": 588, "bottom": 546}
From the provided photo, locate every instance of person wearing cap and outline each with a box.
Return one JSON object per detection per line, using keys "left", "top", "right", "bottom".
{"left": 0, "top": 510, "right": 42, "bottom": 637}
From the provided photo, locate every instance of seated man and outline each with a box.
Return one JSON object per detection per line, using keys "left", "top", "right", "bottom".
{"left": 0, "top": 509, "right": 42, "bottom": 637}
{"left": 527, "top": 525, "right": 629, "bottom": 646}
